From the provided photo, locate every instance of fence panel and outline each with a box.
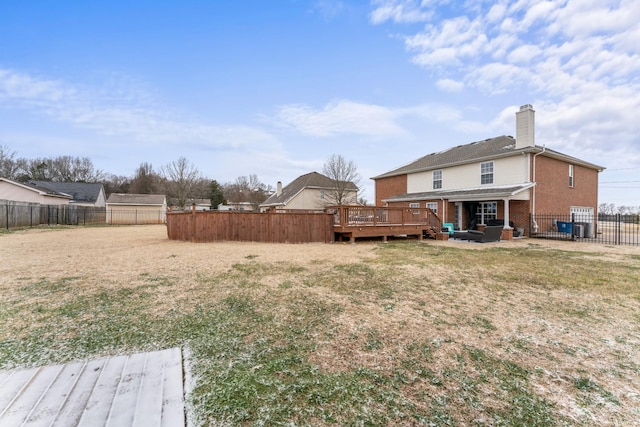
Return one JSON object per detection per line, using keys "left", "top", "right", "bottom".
{"left": 167, "top": 210, "right": 334, "bottom": 243}
{"left": 1, "top": 200, "right": 108, "bottom": 229}
{"left": 530, "top": 213, "right": 639, "bottom": 246}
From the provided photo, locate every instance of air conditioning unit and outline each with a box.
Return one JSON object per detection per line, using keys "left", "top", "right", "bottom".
{"left": 572, "top": 224, "right": 584, "bottom": 238}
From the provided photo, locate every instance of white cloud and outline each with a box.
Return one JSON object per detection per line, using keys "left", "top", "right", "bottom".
{"left": 436, "top": 78, "right": 464, "bottom": 92}
{"left": 0, "top": 67, "right": 277, "bottom": 151}
{"left": 507, "top": 44, "right": 543, "bottom": 63}
{"left": 0, "top": 69, "right": 75, "bottom": 105}
{"left": 486, "top": 2, "right": 507, "bottom": 23}
{"left": 369, "top": 0, "right": 434, "bottom": 24}
{"left": 272, "top": 100, "right": 407, "bottom": 138}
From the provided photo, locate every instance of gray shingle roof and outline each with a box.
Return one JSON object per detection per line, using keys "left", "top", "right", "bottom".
{"left": 373, "top": 136, "right": 518, "bottom": 179}
{"left": 261, "top": 172, "right": 358, "bottom": 207}
{"left": 372, "top": 135, "right": 604, "bottom": 179}
{"left": 106, "top": 193, "right": 166, "bottom": 205}
{"left": 28, "top": 181, "right": 104, "bottom": 203}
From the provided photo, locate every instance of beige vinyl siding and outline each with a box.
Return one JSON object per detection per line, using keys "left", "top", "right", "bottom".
{"left": 407, "top": 156, "right": 531, "bottom": 198}
{"left": 0, "top": 181, "right": 71, "bottom": 205}
{"left": 106, "top": 205, "right": 166, "bottom": 224}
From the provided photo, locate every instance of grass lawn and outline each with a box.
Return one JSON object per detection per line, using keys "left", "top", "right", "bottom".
{"left": 1, "top": 225, "right": 639, "bottom": 426}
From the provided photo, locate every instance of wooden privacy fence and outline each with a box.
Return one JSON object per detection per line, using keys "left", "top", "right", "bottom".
{"left": 166, "top": 210, "right": 335, "bottom": 243}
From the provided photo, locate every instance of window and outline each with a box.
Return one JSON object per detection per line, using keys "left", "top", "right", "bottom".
{"left": 476, "top": 201, "right": 497, "bottom": 224}
{"left": 433, "top": 170, "right": 442, "bottom": 189}
{"left": 426, "top": 202, "right": 438, "bottom": 214}
{"left": 481, "top": 162, "right": 494, "bottom": 185}
{"left": 409, "top": 202, "right": 420, "bottom": 208}
{"left": 569, "top": 164, "right": 574, "bottom": 187}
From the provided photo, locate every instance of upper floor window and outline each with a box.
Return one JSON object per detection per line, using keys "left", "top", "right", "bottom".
{"left": 481, "top": 161, "right": 494, "bottom": 185}
{"left": 569, "top": 164, "right": 574, "bottom": 187}
{"left": 320, "top": 190, "right": 325, "bottom": 199}
{"left": 426, "top": 202, "right": 438, "bottom": 214}
{"left": 433, "top": 170, "right": 442, "bottom": 189}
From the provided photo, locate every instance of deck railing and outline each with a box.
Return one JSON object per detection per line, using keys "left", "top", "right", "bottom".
{"left": 331, "top": 205, "right": 441, "bottom": 229}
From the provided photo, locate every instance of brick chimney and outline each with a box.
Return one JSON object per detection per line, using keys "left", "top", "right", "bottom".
{"left": 515, "top": 104, "right": 535, "bottom": 149}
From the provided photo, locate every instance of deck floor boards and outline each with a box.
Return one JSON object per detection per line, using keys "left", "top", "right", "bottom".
{"left": 0, "top": 348, "right": 184, "bottom": 427}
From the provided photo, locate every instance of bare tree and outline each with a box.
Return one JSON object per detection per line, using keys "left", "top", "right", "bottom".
{"left": 161, "top": 157, "right": 206, "bottom": 209}
{"left": 0, "top": 145, "right": 20, "bottom": 180}
{"left": 322, "top": 154, "right": 360, "bottom": 205}
{"left": 18, "top": 155, "right": 104, "bottom": 182}
{"left": 599, "top": 203, "right": 615, "bottom": 215}
{"left": 129, "top": 162, "right": 162, "bottom": 194}
{"left": 103, "top": 174, "right": 131, "bottom": 194}
{"left": 223, "top": 174, "right": 272, "bottom": 211}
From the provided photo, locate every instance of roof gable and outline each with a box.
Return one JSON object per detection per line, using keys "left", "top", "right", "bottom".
{"left": 0, "top": 178, "right": 72, "bottom": 199}
{"left": 261, "top": 172, "right": 358, "bottom": 206}
{"left": 373, "top": 135, "right": 604, "bottom": 179}
{"left": 373, "top": 136, "right": 518, "bottom": 179}
{"left": 28, "top": 181, "right": 104, "bottom": 203}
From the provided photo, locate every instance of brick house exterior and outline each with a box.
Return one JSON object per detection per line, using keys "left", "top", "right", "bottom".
{"left": 372, "top": 105, "right": 604, "bottom": 239}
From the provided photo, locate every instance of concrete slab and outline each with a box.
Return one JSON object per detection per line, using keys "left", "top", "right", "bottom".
{"left": 0, "top": 348, "right": 184, "bottom": 427}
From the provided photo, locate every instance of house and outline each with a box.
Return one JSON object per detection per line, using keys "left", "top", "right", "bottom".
{"left": 259, "top": 172, "right": 358, "bottom": 212}
{"left": 218, "top": 201, "right": 255, "bottom": 212}
{"left": 168, "top": 198, "right": 212, "bottom": 211}
{"left": 372, "top": 105, "right": 605, "bottom": 239}
{"left": 106, "top": 193, "right": 167, "bottom": 224}
{"left": 0, "top": 177, "right": 72, "bottom": 205}
{"left": 27, "top": 181, "right": 107, "bottom": 207}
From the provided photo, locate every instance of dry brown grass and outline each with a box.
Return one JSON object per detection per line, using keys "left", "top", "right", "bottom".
{"left": 1, "top": 225, "right": 639, "bottom": 426}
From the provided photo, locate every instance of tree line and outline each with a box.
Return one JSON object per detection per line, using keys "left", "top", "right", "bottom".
{"left": 0, "top": 145, "right": 362, "bottom": 210}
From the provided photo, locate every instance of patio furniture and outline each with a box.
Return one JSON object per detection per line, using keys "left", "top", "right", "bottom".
{"left": 465, "top": 225, "right": 503, "bottom": 243}
{"left": 441, "top": 222, "right": 455, "bottom": 235}
{"left": 453, "top": 225, "right": 503, "bottom": 243}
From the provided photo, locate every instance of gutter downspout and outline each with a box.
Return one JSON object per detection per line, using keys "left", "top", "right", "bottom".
{"left": 532, "top": 145, "right": 546, "bottom": 233}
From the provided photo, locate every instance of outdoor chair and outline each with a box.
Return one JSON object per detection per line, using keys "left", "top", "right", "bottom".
{"left": 441, "top": 222, "right": 455, "bottom": 235}
{"left": 463, "top": 225, "right": 503, "bottom": 243}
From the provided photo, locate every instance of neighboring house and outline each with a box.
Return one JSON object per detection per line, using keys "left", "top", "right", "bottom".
{"left": 372, "top": 104, "right": 605, "bottom": 238}
{"left": 218, "top": 202, "right": 255, "bottom": 212}
{"left": 27, "top": 181, "right": 107, "bottom": 207}
{"left": 259, "top": 172, "right": 358, "bottom": 212}
{"left": 168, "top": 198, "right": 212, "bottom": 211}
{"left": 106, "top": 193, "right": 167, "bottom": 224}
{"left": 0, "top": 177, "right": 72, "bottom": 205}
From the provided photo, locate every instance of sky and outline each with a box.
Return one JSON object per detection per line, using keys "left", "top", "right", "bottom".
{"left": 1, "top": 0, "right": 639, "bottom": 206}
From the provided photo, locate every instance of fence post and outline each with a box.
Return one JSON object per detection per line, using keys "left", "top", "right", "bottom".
{"left": 616, "top": 214, "right": 621, "bottom": 246}
{"left": 5, "top": 203, "right": 8, "bottom": 230}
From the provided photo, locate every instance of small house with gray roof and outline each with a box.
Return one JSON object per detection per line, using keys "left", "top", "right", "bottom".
{"left": 373, "top": 105, "right": 604, "bottom": 239}
{"left": 28, "top": 181, "right": 106, "bottom": 207}
{"left": 260, "top": 172, "right": 358, "bottom": 212}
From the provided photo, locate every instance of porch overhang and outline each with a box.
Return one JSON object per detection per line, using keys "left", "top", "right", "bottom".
{"left": 383, "top": 183, "right": 535, "bottom": 203}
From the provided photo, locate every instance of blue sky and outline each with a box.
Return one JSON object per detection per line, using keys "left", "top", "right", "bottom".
{"left": 1, "top": 0, "right": 639, "bottom": 206}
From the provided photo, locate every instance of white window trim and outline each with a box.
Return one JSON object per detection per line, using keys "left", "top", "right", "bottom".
{"left": 481, "top": 161, "right": 494, "bottom": 185}
{"left": 432, "top": 170, "right": 442, "bottom": 190}
{"left": 569, "top": 164, "right": 574, "bottom": 188}
{"left": 476, "top": 201, "right": 497, "bottom": 225}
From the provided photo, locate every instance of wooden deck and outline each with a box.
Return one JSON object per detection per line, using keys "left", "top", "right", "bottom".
{"left": 332, "top": 206, "right": 442, "bottom": 243}
{"left": 0, "top": 348, "right": 184, "bottom": 427}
